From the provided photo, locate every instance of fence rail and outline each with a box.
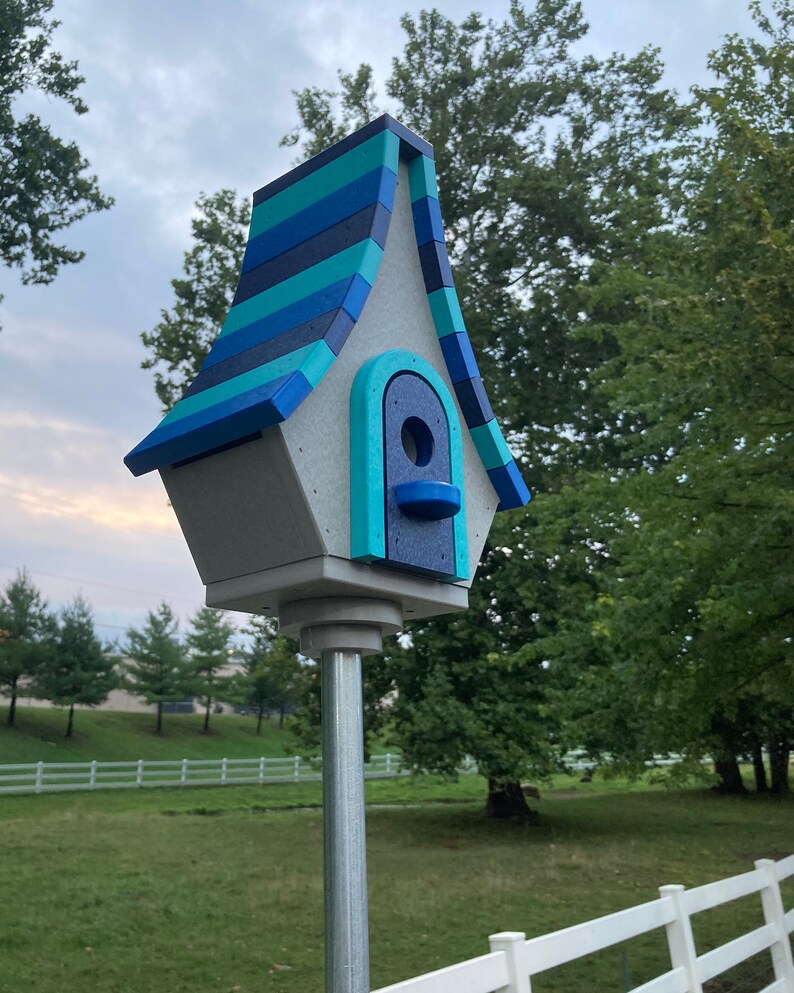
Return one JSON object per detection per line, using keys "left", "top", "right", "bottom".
{"left": 0, "top": 753, "right": 408, "bottom": 795}
{"left": 373, "top": 854, "right": 794, "bottom": 993}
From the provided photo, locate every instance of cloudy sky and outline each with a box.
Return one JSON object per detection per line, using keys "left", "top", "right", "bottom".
{"left": 0, "top": 0, "right": 759, "bottom": 644}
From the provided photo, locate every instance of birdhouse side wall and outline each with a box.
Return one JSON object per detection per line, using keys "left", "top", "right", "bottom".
{"left": 159, "top": 428, "right": 325, "bottom": 585}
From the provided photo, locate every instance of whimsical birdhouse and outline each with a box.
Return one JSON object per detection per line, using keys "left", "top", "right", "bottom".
{"left": 125, "top": 115, "right": 529, "bottom": 627}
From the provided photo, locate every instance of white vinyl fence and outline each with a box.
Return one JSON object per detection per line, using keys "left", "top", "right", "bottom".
{"left": 0, "top": 752, "right": 407, "bottom": 794}
{"left": 373, "top": 854, "right": 794, "bottom": 993}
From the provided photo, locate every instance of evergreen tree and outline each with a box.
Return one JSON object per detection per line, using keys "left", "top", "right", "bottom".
{"left": 241, "top": 617, "right": 301, "bottom": 732}
{"left": 0, "top": 569, "right": 54, "bottom": 725}
{"left": 186, "top": 607, "right": 236, "bottom": 733}
{"left": 125, "top": 603, "right": 189, "bottom": 734}
{"left": 36, "top": 594, "right": 117, "bottom": 737}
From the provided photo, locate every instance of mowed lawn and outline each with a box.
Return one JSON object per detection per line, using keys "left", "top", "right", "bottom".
{"left": 0, "top": 777, "right": 792, "bottom": 993}
{"left": 0, "top": 708, "right": 301, "bottom": 763}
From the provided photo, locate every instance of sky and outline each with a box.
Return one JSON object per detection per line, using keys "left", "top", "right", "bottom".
{"left": 0, "top": 0, "right": 760, "bottom": 645}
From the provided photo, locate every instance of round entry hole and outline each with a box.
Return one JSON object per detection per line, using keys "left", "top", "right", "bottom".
{"left": 401, "top": 417, "right": 434, "bottom": 466}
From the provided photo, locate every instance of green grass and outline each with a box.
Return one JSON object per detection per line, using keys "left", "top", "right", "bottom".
{"left": 0, "top": 776, "right": 791, "bottom": 993}
{"left": 0, "top": 706, "right": 301, "bottom": 763}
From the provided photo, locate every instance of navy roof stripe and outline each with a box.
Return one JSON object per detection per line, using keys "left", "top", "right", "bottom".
{"left": 184, "top": 311, "right": 354, "bottom": 399}
{"left": 233, "top": 202, "right": 391, "bottom": 308}
{"left": 454, "top": 376, "right": 494, "bottom": 429}
{"left": 242, "top": 167, "right": 396, "bottom": 275}
{"left": 418, "top": 240, "right": 454, "bottom": 294}
{"left": 253, "top": 114, "right": 433, "bottom": 208}
{"left": 203, "top": 275, "right": 365, "bottom": 369}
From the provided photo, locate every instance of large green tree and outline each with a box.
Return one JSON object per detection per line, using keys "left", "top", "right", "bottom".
{"left": 0, "top": 0, "right": 112, "bottom": 307}
{"left": 533, "top": 0, "right": 794, "bottom": 793}
{"left": 36, "top": 594, "right": 117, "bottom": 737}
{"left": 125, "top": 603, "right": 190, "bottom": 734}
{"left": 0, "top": 569, "right": 54, "bottom": 725}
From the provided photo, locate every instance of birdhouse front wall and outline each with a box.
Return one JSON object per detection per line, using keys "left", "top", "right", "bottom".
{"left": 279, "top": 160, "right": 498, "bottom": 583}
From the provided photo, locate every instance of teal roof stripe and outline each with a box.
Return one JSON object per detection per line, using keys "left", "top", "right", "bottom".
{"left": 160, "top": 341, "right": 336, "bottom": 428}
{"left": 408, "top": 155, "right": 438, "bottom": 202}
{"left": 221, "top": 240, "right": 383, "bottom": 338}
{"left": 469, "top": 420, "right": 514, "bottom": 471}
{"left": 250, "top": 131, "right": 399, "bottom": 239}
{"left": 427, "top": 286, "right": 466, "bottom": 338}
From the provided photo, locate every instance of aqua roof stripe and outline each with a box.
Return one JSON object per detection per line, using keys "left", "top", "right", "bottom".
{"left": 249, "top": 131, "right": 398, "bottom": 239}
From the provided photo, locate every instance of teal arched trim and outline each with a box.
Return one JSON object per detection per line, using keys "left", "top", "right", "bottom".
{"left": 350, "top": 349, "right": 469, "bottom": 582}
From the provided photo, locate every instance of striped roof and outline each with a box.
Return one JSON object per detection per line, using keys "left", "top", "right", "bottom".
{"left": 125, "top": 115, "right": 529, "bottom": 511}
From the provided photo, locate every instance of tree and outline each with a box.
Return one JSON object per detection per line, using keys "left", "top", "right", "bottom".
{"left": 139, "top": 1, "right": 692, "bottom": 813}
{"left": 0, "top": 0, "right": 112, "bottom": 308}
{"left": 36, "top": 594, "right": 116, "bottom": 737}
{"left": 125, "top": 603, "right": 189, "bottom": 734}
{"left": 0, "top": 569, "right": 54, "bottom": 725}
{"left": 533, "top": 0, "right": 794, "bottom": 793}
{"left": 186, "top": 607, "right": 236, "bottom": 733}
{"left": 241, "top": 617, "right": 301, "bottom": 732}
{"left": 140, "top": 190, "right": 250, "bottom": 411}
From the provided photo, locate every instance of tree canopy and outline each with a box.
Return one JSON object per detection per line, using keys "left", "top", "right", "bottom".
{"left": 0, "top": 0, "right": 112, "bottom": 308}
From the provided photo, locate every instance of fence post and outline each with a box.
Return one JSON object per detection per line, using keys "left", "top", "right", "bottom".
{"left": 385, "top": 753, "right": 392, "bottom": 774}
{"left": 181, "top": 758, "right": 188, "bottom": 786}
{"left": 755, "top": 858, "right": 794, "bottom": 988}
{"left": 294, "top": 755, "right": 301, "bottom": 781}
{"left": 259, "top": 756, "right": 266, "bottom": 784}
{"left": 136, "top": 759, "right": 144, "bottom": 787}
{"left": 35, "top": 761, "right": 44, "bottom": 794}
{"left": 221, "top": 757, "right": 228, "bottom": 785}
{"left": 489, "top": 932, "right": 531, "bottom": 993}
{"left": 659, "top": 884, "right": 702, "bottom": 993}
{"left": 89, "top": 760, "right": 97, "bottom": 790}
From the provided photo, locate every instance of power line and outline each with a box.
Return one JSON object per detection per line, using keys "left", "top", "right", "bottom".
{"left": 0, "top": 563, "right": 204, "bottom": 608}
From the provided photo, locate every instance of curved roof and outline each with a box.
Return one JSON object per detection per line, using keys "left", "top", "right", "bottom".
{"left": 125, "top": 115, "right": 529, "bottom": 511}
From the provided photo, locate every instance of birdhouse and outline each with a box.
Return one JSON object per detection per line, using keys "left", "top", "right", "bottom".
{"left": 125, "top": 115, "right": 529, "bottom": 630}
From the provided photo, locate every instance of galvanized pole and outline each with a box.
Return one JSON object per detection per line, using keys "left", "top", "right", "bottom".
{"left": 321, "top": 647, "right": 370, "bottom": 993}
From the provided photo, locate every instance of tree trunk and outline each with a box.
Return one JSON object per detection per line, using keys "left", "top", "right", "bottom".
{"left": 752, "top": 746, "right": 768, "bottom": 793}
{"left": 203, "top": 699, "right": 211, "bottom": 732}
{"left": 279, "top": 704, "right": 285, "bottom": 729}
{"left": 66, "top": 703, "right": 75, "bottom": 739}
{"left": 256, "top": 706, "right": 264, "bottom": 736}
{"left": 6, "top": 688, "right": 17, "bottom": 726}
{"left": 769, "top": 737, "right": 790, "bottom": 794}
{"left": 484, "top": 779, "right": 535, "bottom": 819}
{"left": 156, "top": 701, "right": 163, "bottom": 735}
{"left": 712, "top": 756, "right": 747, "bottom": 795}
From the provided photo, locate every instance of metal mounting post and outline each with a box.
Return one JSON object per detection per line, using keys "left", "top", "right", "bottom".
{"left": 279, "top": 597, "right": 403, "bottom": 993}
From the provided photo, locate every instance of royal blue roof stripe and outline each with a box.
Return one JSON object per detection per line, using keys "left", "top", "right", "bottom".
{"left": 250, "top": 131, "right": 398, "bottom": 239}
{"left": 487, "top": 462, "right": 532, "bottom": 511}
{"left": 204, "top": 274, "right": 370, "bottom": 369}
{"left": 252, "top": 114, "right": 432, "bottom": 208}
{"left": 220, "top": 239, "right": 382, "bottom": 338}
{"left": 124, "top": 372, "right": 311, "bottom": 477}
{"left": 233, "top": 202, "right": 391, "bottom": 308}
{"left": 411, "top": 196, "right": 444, "bottom": 247}
{"left": 439, "top": 333, "right": 480, "bottom": 384}
{"left": 158, "top": 341, "right": 335, "bottom": 429}
{"left": 184, "top": 311, "right": 354, "bottom": 399}
{"left": 242, "top": 167, "right": 397, "bottom": 274}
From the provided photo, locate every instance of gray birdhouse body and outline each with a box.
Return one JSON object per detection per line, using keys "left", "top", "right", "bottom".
{"left": 126, "top": 116, "right": 529, "bottom": 624}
